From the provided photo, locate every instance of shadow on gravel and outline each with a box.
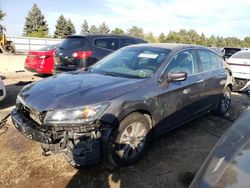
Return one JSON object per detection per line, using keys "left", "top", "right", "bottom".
{"left": 0, "top": 82, "right": 32, "bottom": 110}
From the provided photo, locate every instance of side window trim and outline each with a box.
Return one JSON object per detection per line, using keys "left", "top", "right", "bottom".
{"left": 93, "top": 37, "right": 119, "bottom": 52}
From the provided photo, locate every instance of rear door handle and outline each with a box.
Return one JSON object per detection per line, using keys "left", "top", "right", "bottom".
{"left": 196, "top": 79, "right": 204, "bottom": 83}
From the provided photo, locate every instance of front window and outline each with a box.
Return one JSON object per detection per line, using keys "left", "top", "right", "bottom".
{"left": 91, "top": 47, "right": 170, "bottom": 79}
{"left": 165, "top": 50, "right": 199, "bottom": 76}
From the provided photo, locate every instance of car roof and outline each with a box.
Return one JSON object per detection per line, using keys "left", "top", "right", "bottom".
{"left": 126, "top": 43, "right": 209, "bottom": 51}
{"left": 66, "top": 34, "right": 146, "bottom": 41}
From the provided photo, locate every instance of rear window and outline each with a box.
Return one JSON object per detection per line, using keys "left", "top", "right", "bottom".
{"left": 231, "top": 51, "right": 250, "bottom": 59}
{"left": 198, "top": 50, "right": 223, "bottom": 72}
{"left": 94, "top": 38, "right": 119, "bottom": 51}
{"left": 59, "top": 37, "right": 86, "bottom": 50}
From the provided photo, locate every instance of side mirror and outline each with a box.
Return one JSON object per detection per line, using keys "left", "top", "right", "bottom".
{"left": 167, "top": 72, "right": 187, "bottom": 82}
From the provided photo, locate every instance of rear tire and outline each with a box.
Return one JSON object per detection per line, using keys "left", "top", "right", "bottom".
{"left": 108, "top": 112, "right": 151, "bottom": 167}
{"left": 214, "top": 86, "right": 231, "bottom": 116}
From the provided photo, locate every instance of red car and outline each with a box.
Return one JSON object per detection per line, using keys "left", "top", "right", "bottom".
{"left": 25, "top": 44, "right": 58, "bottom": 75}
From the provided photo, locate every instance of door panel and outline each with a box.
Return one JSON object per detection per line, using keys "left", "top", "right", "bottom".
{"left": 154, "top": 49, "right": 204, "bottom": 133}
{"left": 197, "top": 50, "right": 227, "bottom": 108}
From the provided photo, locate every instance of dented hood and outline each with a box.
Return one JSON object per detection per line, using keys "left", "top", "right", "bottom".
{"left": 19, "top": 72, "right": 142, "bottom": 111}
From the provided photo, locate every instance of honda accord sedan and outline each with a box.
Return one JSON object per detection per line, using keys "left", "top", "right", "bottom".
{"left": 11, "top": 43, "right": 232, "bottom": 167}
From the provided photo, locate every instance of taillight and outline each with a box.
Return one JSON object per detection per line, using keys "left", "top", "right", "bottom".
{"left": 72, "top": 51, "right": 93, "bottom": 59}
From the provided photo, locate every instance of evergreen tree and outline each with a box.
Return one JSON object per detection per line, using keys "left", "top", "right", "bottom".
{"left": 54, "top": 15, "right": 67, "bottom": 38}
{"left": 127, "top": 26, "right": 144, "bottom": 38}
{"left": 0, "top": 10, "right": 5, "bottom": 22}
{"left": 81, "top": 19, "right": 89, "bottom": 34}
{"left": 216, "top": 36, "right": 226, "bottom": 47}
{"left": 158, "top": 33, "right": 166, "bottom": 43}
{"left": 244, "top": 37, "right": 250, "bottom": 48}
{"left": 0, "top": 9, "right": 6, "bottom": 28}
{"left": 207, "top": 35, "right": 217, "bottom": 47}
{"left": 178, "top": 29, "right": 191, "bottom": 43}
{"left": 144, "top": 32, "right": 158, "bottom": 43}
{"left": 198, "top": 33, "right": 207, "bottom": 46}
{"left": 165, "top": 31, "right": 182, "bottom": 43}
{"left": 188, "top": 29, "right": 200, "bottom": 44}
{"left": 98, "top": 22, "right": 110, "bottom": 34}
{"left": 89, "top": 25, "right": 99, "bottom": 34}
{"left": 111, "top": 28, "right": 125, "bottom": 35}
{"left": 23, "top": 4, "right": 49, "bottom": 37}
{"left": 66, "top": 19, "right": 76, "bottom": 36}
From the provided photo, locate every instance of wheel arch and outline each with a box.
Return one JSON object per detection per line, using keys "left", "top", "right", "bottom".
{"left": 226, "top": 83, "right": 233, "bottom": 91}
{"left": 118, "top": 109, "right": 154, "bottom": 129}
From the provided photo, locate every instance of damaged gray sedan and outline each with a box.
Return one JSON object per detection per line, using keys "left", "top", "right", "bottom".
{"left": 11, "top": 44, "right": 233, "bottom": 167}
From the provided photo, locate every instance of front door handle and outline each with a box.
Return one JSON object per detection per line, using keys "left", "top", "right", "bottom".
{"left": 196, "top": 79, "right": 204, "bottom": 83}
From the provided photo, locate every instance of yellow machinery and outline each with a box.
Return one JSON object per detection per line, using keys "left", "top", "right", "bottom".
{"left": 0, "top": 26, "right": 15, "bottom": 54}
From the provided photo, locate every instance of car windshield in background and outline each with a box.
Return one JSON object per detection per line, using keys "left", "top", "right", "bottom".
{"left": 39, "top": 44, "right": 58, "bottom": 51}
{"left": 231, "top": 51, "right": 250, "bottom": 59}
{"left": 91, "top": 47, "right": 170, "bottom": 79}
{"left": 59, "top": 37, "right": 86, "bottom": 50}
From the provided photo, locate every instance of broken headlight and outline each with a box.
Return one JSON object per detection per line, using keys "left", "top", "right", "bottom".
{"left": 43, "top": 103, "right": 109, "bottom": 125}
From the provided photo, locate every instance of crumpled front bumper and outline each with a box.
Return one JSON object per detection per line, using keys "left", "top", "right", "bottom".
{"left": 11, "top": 108, "right": 54, "bottom": 143}
{"left": 11, "top": 107, "right": 112, "bottom": 167}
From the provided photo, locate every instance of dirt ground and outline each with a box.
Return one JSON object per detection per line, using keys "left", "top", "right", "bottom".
{"left": 0, "top": 72, "right": 249, "bottom": 188}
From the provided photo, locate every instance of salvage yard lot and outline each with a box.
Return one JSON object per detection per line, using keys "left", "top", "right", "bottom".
{"left": 0, "top": 72, "right": 249, "bottom": 188}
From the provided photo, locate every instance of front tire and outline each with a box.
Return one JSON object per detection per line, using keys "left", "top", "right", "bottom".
{"left": 214, "top": 86, "right": 231, "bottom": 116}
{"left": 3, "top": 43, "right": 15, "bottom": 54}
{"left": 108, "top": 112, "right": 151, "bottom": 167}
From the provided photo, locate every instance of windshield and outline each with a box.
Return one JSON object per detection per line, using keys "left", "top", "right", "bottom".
{"left": 231, "top": 51, "right": 250, "bottom": 59}
{"left": 91, "top": 47, "right": 170, "bottom": 79}
{"left": 39, "top": 44, "right": 58, "bottom": 51}
{"left": 59, "top": 37, "right": 86, "bottom": 50}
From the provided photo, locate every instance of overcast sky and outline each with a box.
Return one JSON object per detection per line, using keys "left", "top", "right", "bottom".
{"left": 1, "top": 0, "right": 250, "bottom": 39}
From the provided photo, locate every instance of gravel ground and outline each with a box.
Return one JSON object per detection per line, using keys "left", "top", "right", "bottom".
{"left": 0, "top": 72, "right": 249, "bottom": 188}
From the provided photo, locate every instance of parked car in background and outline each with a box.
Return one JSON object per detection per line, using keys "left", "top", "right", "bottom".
{"left": 190, "top": 108, "right": 250, "bottom": 188}
{"left": 222, "top": 47, "right": 242, "bottom": 60}
{"left": 0, "top": 77, "right": 6, "bottom": 102}
{"left": 12, "top": 44, "right": 233, "bottom": 168}
{"left": 25, "top": 43, "right": 59, "bottom": 75}
{"left": 227, "top": 50, "right": 250, "bottom": 91}
{"left": 54, "top": 34, "right": 147, "bottom": 73}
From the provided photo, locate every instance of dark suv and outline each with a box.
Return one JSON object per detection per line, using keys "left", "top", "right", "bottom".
{"left": 54, "top": 34, "right": 147, "bottom": 73}
{"left": 11, "top": 44, "right": 233, "bottom": 168}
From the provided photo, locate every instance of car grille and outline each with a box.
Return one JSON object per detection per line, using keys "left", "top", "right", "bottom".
{"left": 17, "top": 102, "right": 45, "bottom": 125}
